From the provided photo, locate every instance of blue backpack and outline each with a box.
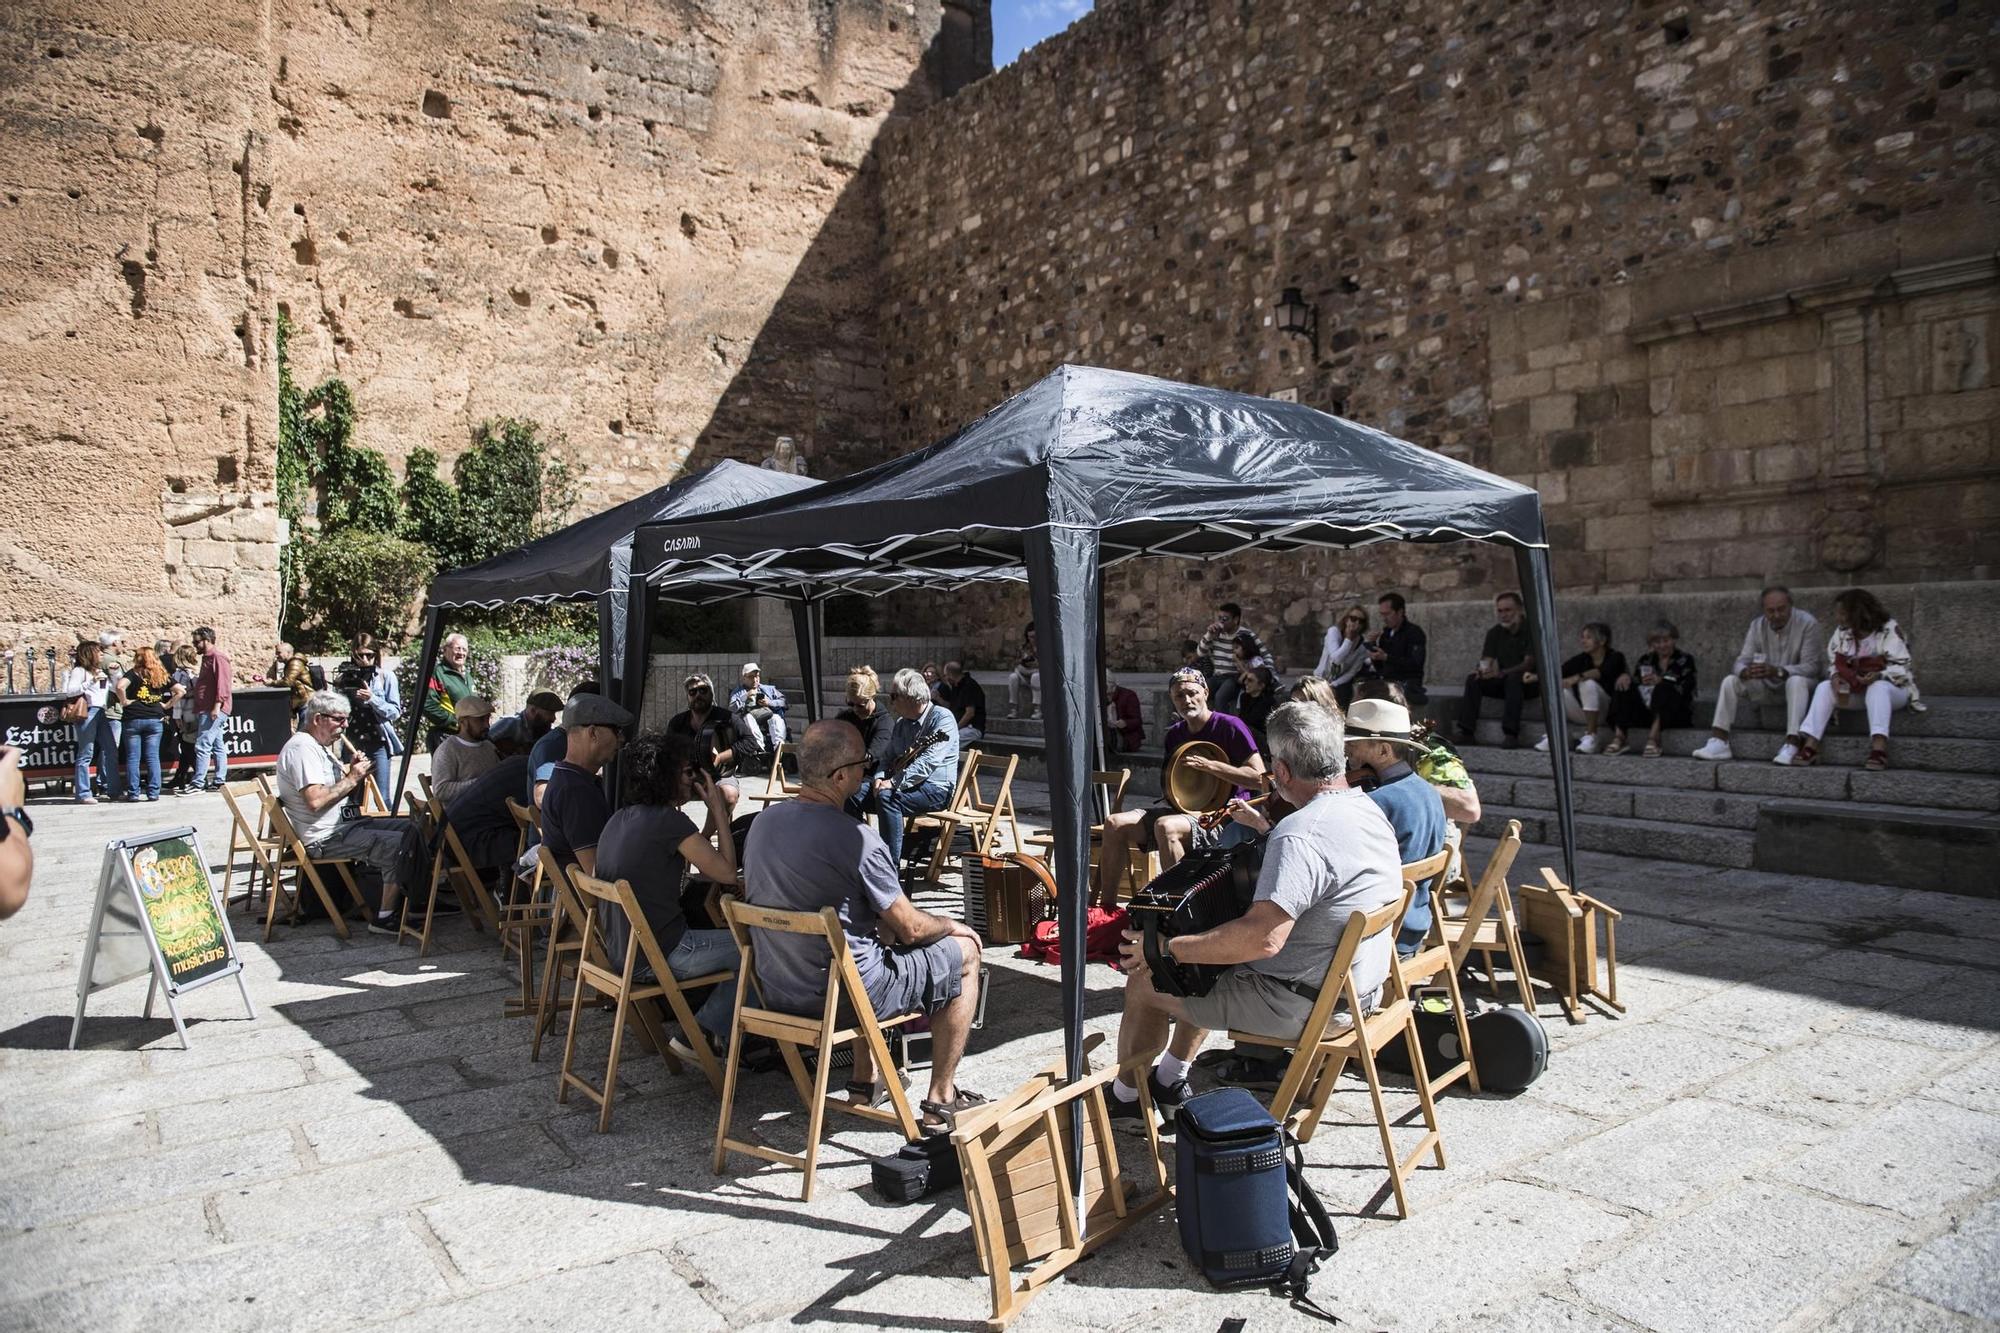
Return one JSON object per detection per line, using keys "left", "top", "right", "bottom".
{"left": 1175, "top": 1086, "right": 1339, "bottom": 1319}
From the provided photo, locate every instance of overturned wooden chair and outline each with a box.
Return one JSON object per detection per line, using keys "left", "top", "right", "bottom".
{"left": 1517, "top": 866, "right": 1624, "bottom": 1024}
{"left": 713, "top": 894, "right": 923, "bottom": 1200}
{"left": 1234, "top": 886, "right": 1445, "bottom": 1219}
{"left": 915, "top": 750, "right": 1023, "bottom": 882}
{"left": 557, "top": 869, "right": 735, "bottom": 1130}
{"left": 1432, "top": 820, "right": 1534, "bottom": 1011}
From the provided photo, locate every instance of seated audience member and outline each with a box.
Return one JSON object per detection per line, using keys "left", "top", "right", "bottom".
{"left": 743, "top": 719, "right": 987, "bottom": 1130}
{"left": 443, "top": 754, "right": 533, "bottom": 872}
{"left": 1103, "top": 669, "right": 1143, "bottom": 755}
{"left": 1009, "top": 623, "right": 1040, "bottom": 719}
{"left": 490, "top": 690, "right": 562, "bottom": 750}
{"left": 430, "top": 695, "right": 499, "bottom": 804}
{"left": 855, "top": 668, "right": 961, "bottom": 869}
{"left": 1352, "top": 679, "right": 1481, "bottom": 887}
{"left": 1368, "top": 591, "right": 1429, "bottom": 705}
{"left": 936, "top": 661, "right": 987, "bottom": 742}
{"left": 1178, "top": 638, "right": 1204, "bottom": 672}
{"left": 668, "top": 673, "right": 743, "bottom": 824}
{"left": 1108, "top": 701, "right": 1403, "bottom": 1128}
{"left": 538, "top": 693, "right": 633, "bottom": 874}
{"left": 1692, "top": 585, "right": 1821, "bottom": 765}
{"left": 1096, "top": 669, "right": 1266, "bottom": 908}
{"left": 1233, "top": 664, "right": 1281, "bottom": 754}
{"left": 529, "top": 682, "right": 596, "bottom": 807}
{"left": 836, "top": 665, "right": 897, "bottom": 772}
{"left": 1196, "top": 601, "right": 1269, "bottom": 715}
{"left": 594, "top": 733, "right": 740, "bottom": 1058}
{"left": 1455, "top": 591, "right": 1536, "bottom": 749}
{"left": 922, "top": 661, "right": 946, "bottom": 704}
{"left": 1535, "top": 622, "right": 1627, "bottom": 755}
{"left": 1313, "top": 604, "right": 1373, "bottom": 708}
{"left": 1795, "top": 588, "right": 1920, "bottom": 771}
{"left": 1343, "top": 699, "right": 1448, "bottom": 957}
{"left": 1608, "top": 621, "right": 1698, "bottom": 757}
{"left": 276, "top": 691, "right": 429, "bottom": 935}
{"left": 729, "top": 662, "right": 787, "bottom": 762}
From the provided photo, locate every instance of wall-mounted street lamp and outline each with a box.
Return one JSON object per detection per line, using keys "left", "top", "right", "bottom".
{"left": 1275, "top": 286, "right": 1318, "bottom": 358}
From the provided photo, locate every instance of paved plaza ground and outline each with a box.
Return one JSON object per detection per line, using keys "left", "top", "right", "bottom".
{"left": 1, "top": 774, "right": 1996, "bottom": 1331}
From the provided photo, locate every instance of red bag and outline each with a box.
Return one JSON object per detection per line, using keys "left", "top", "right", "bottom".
{"left": 1016, "top": 907, "right": 1129, "bottom": 966}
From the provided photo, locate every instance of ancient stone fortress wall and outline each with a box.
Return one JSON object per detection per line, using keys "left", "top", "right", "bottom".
{"left": 874, "top": 0, "right": 1999, "bottom": 672}
{"left": 0, "top": 2, "right": 282, "bottom": 656}
{"left": 0, "top": 0, "right": 985, "bottom": 655}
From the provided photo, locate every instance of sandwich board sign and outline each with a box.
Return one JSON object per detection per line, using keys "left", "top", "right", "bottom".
{"left": 69, "top": 827, "right": 255, "bottom": 1049}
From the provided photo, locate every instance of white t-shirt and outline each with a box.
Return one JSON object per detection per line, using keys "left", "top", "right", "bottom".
{"left": 1244, "top": 786, "right": 1404, "bottom": 1005}
{"left": 275, "top": 731, "right": 344, "bottom": 846}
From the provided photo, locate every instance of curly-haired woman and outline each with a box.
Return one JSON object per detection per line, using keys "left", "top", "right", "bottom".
{"left": 114, "top": 646, "right": 182, "bottom": 801}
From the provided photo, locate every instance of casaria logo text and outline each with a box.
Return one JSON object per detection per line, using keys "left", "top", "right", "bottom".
{"left": 659, "top": 536, "right": 702, "bottom": 553}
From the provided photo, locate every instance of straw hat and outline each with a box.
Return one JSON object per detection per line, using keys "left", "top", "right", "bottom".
{"left": 1344, "top": 697, "right": 1418, "bottom": 746}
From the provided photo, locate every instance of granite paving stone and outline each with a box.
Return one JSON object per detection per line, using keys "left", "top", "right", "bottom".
{"left": 1768, "top": 1096, "right": 2000, "bottom": 1218}
{"left": 1883, "top": 1201, "right": 2000, "bottom": 1323}
{"left": 360, "top": 1250, "right": 728, "bottom": 1331}
{"left": 1520, "top": 1096, "right": 1821, "bottom": 1215}
{"left": 1703, "top": 1029, "right": 1964, "bottom": 1127}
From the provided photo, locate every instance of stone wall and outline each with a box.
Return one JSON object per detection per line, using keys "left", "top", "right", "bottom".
{"left": 0, "top": 2, "right": 282, "bottom": 657}
{"left": 873, "top": 0, "right": 2000, "bottom": 672}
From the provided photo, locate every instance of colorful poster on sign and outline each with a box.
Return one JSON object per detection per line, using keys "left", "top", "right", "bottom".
{"left": 129, "top": 835, "right": 233, "bottom": 989}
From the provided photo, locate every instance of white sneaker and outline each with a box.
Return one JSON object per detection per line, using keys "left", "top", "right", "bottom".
{"left": 1691, "top": 737, "right": 1733, "bottom": 761}
{"left": 1533, "top": 734, "right": 1550, "bottom": 752}
{"left": 1772, "top": 743, "right": 1799, "bottom": 766}
{"left": 1576, "top": 733, "right": 1601, "bottom": 755}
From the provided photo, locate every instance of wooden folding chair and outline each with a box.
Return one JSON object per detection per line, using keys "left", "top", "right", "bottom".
{"left": 1517, "top": 867, "right": 1624, "bottom": 1024}
{"left": 714, "top": 893, "right": 923, "bottom": 1200}
{"left": 1432, "top": 820, "right": 1534, "bottom": 1010}
{"left": 558, "top": 869, "right": 734, "bottom": 1127}
{"left": 397, "top": 796, "right": 497, "bottom": 954}
{"left": 1232, "top": 887, "right": 1445, "bottom": 1218}
{"left": 264, "top": 801, "right": 370, "bottom": 941}
{"left": 1394, "top": 847, "right": 1479, "bottom": 1097}
{"left": 1023, "top": 767, "right": 1133, "bottom": 871}
{"left": 497, "top": 797, "right": 552, "bottom": 1015}
{"left": 220, "top": 780, "right": 282, "bottom": 913}
{"left": 951, "top": 1033, "right": 1170, "bottom": 1328}
{"left": 358, "top": 773, "right": 392, "bottom": 816}
{"left": 915, "top": 751, "right": 1023, "bottom": 882}
{"left": 737, "top": 741, "right": 801, "bottom": 810}
{"left": 531, "top": 846, "right": 589, "bottom": 1061}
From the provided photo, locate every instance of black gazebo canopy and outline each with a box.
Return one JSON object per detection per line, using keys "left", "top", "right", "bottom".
{"left": 622, "top": 364, "right": 1578, "bottom": 1092}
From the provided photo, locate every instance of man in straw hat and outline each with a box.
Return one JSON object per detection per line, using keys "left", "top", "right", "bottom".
{"left": 1344, "top": 696, "right": 1449, "bottom": 958}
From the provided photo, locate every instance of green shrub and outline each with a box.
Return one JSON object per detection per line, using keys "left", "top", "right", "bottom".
{"left": 293, "top": 530, "right": 436, "bottom": 650}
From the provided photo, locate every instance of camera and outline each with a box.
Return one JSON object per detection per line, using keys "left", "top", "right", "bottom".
{"left": 333, "top": 661, "right": 370, "bottom": 694}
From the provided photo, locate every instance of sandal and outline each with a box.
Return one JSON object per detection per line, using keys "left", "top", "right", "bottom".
{"left": 1865, "top": 747, "right": 1888, "bottom": 771}
{"left": 844, "top": 1079, "right": 895, "bottom": 1110}
{"left": 1795, "top": 741, "right": 1819, "bottom": 766}
{"left": 1642, "top": 742, "right": 1661, "bottom": 758}
{"left": 1604, "top": 737, "right": 1629, "bottom": 756}
{"left": 920, "top": 1087, "right": 991, "bottom": 1134}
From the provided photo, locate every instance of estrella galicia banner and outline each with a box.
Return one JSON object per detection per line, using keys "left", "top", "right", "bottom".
{"left": 0, "top": 686, "right": 294, "bottom": 785}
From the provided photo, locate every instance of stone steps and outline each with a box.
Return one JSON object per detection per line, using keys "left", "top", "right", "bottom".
{"left": 1456, "top": 715, "right": 2000, "bottom": 775}
{"left": 1473, "top": 804, "right": 1758, "bottom": 869}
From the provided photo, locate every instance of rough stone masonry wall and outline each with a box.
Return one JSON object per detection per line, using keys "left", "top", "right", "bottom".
{"left": 0, "top": 0, "right": 986, "bottom": 658}
{"left": 876, "top": 0, "right": 1999, "bottom": 671}
{"left": 0, "top": 2, "right": 282, "bottom": 659}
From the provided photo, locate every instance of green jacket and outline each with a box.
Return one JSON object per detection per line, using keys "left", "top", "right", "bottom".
{"left": 423, "top": 662, "right": 472, "bottom": 744}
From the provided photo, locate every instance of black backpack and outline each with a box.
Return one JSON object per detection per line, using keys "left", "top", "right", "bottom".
{"left": 307, "top": 661, "right": 328, "bottom": 691}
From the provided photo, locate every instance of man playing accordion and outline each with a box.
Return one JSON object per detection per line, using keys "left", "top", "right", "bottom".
{"left": 1108, "top": 701, "right": 1403, "bottom": 1129}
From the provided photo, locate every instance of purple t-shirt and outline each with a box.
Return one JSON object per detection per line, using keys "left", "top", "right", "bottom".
{"left": 1162, "top": 711, "right": 1261, "bottom": 800}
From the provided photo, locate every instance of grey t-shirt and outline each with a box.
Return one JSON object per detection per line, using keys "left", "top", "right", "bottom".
{"left": 1244, "top": 786, "right": 1404, "bottom": 1005}
{"left": 275, "top": 732, "right": 344, "bottom": 846}
{"left": 741, "top": 798, "right": 903, "bottom": 1014}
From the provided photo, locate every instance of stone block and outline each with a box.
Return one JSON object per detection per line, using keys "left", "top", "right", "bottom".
{"left": 1491, "top": 368, "right": 1553, "bottom": 403}
{"left": 1705, "top": 1029, "right": 1962, "bottom": 1127}
{"left": 1634, "top": 788, "right": 1760, "bottom": 829}
{"left": 1528, "top": 393, "right": 1577, "bottom": 431}
{"left": 0, "top": 1196, "right": 219, "bottom": 1305}
{"left": 1552, "top": 360, "right": 1601, "bottom": 392}
{"left": 1754, "top": 802, "right": 2000, "bottom": 896}
{"left": 1574, "top": 1182, "right": 1908, "bottom": 1333}
{"left": 1770, "top": 1097, "right": 2000, "bottom": 1218}
{"left": 1928, "top": 1048, "right": 2000, "bottom": 1116}
{"left": 1524, "top": 1019, "right": 1767, "bottom": 1118}
{"left": 370, "top": 1252, "right": 726, "bottom": 1330}
{"left": 1520, "top": 1098, "right": 1814, "bottom": 1215}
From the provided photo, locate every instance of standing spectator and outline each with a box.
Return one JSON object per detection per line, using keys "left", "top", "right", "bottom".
{"left": 189, "top": 626, "right": 234, "bottom": 791}
{"left": 61, "top": 640, "right": 116, "bottom": 803}
{"left": 1009, "top": 623, "right": 1041, "bottom": 719}
{"left": 935, "top": 660, "right": 987, "bottom": 742}
{"left": 1103, "top": 669, "right": 1143, "bottom": 755}
{"left": 1608, "top": 621, "right": 1697, "bottom": 757}
{"left": 1795, "top": 588, "right": 1919, "bottom": 771}
{"left": 271, "top": 641, "right": 314, "bottom": 726}
{"left": 334, "top": 633, "right": 402, "bottom": 805}
{"left": 166, "top": 644, "right": 201, "bottom": 795}
{"left": 1195, "top": 602, "right": 1269, "bottom": 715}
{"left": 1368, "top": 592, "right": 1429, "bottom": 705}
{"left": 1454, "top": 591, "right": 1536, "bottom": 749}
{"left": 1313, "top": 604, "right": 1372, "bottom": 708}
{"left": 98, "top": 631, "right": 128, "bottom": 778}
{"left": 114, "top": 646, "right": 180, "bottom": 802}
{"left": 422, "top": 632, "right": 474, "bottom": 752}
{"left": 1692, "top": 586, "right": 1821, "bottom": 766}
{"left": 430, "top": 695, "right": 498, "bottom": 804}
{"left": 729, "top": 662, "right": 788, "bottom": 763}
{"left": 1536, "top": 623, "right": 1628, "bottom": 755}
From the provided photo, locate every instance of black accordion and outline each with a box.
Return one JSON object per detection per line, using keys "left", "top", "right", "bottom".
{"left": 1126, "top": 842, "right": 1264, "bottom": 997}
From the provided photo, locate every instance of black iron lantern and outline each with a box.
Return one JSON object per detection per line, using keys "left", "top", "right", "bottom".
{"left": 1275, "top": 286, "right": 1317, "bottom": 356}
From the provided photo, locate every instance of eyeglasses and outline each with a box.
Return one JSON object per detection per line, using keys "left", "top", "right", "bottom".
{"left": 356, "top": 652, "right": 377, "bottom": 661}
{"left": 830, "top": 759, "right": 870, "bottom": 776}
{"left": 324, "top": 714, "right": 349, "bottom": 726}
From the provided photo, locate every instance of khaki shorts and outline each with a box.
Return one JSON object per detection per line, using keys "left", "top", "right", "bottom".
{"left": 1182, "top": 967, "right": 1359, "bottom": 1042}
